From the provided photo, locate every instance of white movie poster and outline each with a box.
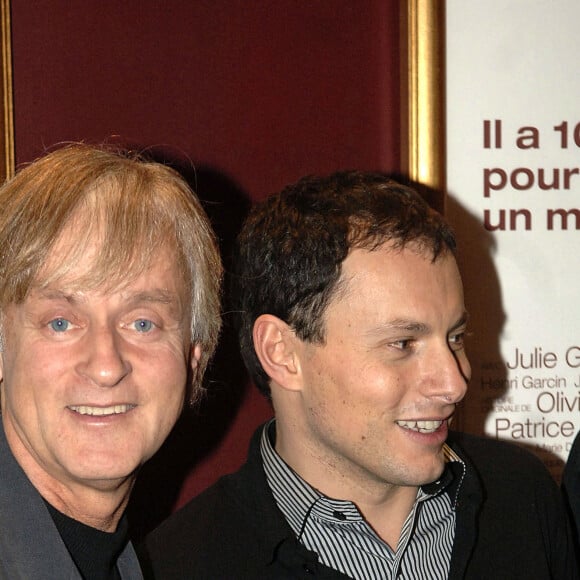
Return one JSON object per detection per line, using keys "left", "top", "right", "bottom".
{"left": 446, "top": 0, "right": 580, "bottom": 481}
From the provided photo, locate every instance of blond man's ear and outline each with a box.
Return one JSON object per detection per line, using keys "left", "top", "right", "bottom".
{"left": 0, "top": 320, "right": 4, "bottom": 383}
{"left": 190, "top": 343, "right": 202, "bottom": 373}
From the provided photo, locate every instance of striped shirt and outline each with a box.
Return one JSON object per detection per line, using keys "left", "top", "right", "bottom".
{"left": 261, "top": 421, "right": 465, "bottom": 580}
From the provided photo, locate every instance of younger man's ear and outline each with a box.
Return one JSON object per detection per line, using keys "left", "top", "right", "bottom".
{"left": 253, "top": 314, "right": 302, "bottom": 392}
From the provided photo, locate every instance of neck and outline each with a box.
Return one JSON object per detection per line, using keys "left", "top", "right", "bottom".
{"left": 39, "top": 481, "right": 133, "bottom": 532}
{"left": 3, "top": 419, "right": 133, "bottom": 532}
{"left": 355, "top": 486, "right": 418, "bottom": 549}
{"left": 274, "top": 418, "right": 418, "bottom": 549}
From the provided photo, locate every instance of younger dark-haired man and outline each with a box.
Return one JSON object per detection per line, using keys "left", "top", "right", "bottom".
{"left": 145, "top": 172, "right": 578, "bottom": 579}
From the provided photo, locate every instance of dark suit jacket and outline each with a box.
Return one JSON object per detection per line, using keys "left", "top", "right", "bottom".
{"left": 0, "top": 422, "right": 143, "bottom": 579}
{"left": 144, "top": 424, "right": 579, "bottom": 579}
{"left": 563, "top": 430, "right": 580, "bottom": 558}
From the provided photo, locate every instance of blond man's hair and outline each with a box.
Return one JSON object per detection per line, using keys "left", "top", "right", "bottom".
{"left": 0, "top": 144, "right": 222, "bottom": 401}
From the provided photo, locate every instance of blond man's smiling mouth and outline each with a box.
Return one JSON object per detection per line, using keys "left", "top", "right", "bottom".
{"left": 68, "top": 404, "right": 136, "bottom": 417}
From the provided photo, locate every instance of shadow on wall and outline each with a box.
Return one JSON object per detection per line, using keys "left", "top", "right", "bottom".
{"left": 445, "top": 193, "right": 565, "bottom": 478}
{"left": 445, "top": 193, "right": 508, "bottom": 437}
{"left": 367, "top": 176, "right": 510, "bottom": 437}
{"left": 126, "top": 148, "right": 252, "bottom": 541}
{"left": 395, "top": 179, "right": 508, "bottom": 435}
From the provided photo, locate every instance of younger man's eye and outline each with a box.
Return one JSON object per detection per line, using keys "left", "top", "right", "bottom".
{"left": 449, "top": 331, "right": 466, "bottom": 349}
{"left": 391, "top": 339, "right": 412, "bottom": 350}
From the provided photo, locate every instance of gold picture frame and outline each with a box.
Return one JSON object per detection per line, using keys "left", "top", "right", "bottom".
{"left": 0, "top": 0, "right": 14, "bottom": 182}
{"left": 400, "top": 0, "right": 445, "bottom": 205}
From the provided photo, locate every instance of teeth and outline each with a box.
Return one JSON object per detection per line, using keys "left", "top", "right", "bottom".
{"left": 69, "top": 404, "right": 134, "bottom": 416}
{"left": 396, "top": 419, "right": 443, "bottom": 433}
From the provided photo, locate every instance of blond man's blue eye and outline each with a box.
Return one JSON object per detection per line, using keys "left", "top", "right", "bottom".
{"left": 134, "top": 319, "right": 153, "bottom": 332}
{"left": 50, "top": 318, "right": 69, "bottom": 332}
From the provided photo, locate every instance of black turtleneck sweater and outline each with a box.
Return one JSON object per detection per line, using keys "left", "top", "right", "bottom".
{"left": 45, "top": 501, "right": 128, "bottom": 580}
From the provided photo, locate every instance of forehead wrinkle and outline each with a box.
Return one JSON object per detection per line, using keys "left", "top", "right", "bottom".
{"left": 37, "top": 216, "right": 172, "bottom": 298}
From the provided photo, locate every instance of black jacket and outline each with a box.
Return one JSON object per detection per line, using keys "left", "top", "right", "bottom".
{"left": 143, "top": 425, "right": 579, "bottom": 579}
{"left": 0, "top": 424, "right": 143, "bottom": 580}
{"left": 563, "top": 431, "right": 580, "bottom": 560}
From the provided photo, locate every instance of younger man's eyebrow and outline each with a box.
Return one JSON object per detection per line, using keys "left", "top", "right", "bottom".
{"left": 364, "top": 319, "right": 430, "bottom": 338}
{"left": 449, "top": 311, "right": 470, "bottom": 332}
{"left": 364, "top": 312, "right": 469, "bottom": 339}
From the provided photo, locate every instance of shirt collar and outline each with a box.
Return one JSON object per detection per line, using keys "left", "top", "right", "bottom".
{"left": 260, "top": 419, "right": 463, "bottom": 536}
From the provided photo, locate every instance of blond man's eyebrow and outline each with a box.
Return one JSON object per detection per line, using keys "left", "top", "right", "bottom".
{"left": 122, "top": 290, "right": 179, "bottom": 305}
{"left": 33, "top": 287, "right": 182, "bottom": 310}
{"left": 34, "top": 288, "right": 85, "bottom": 304}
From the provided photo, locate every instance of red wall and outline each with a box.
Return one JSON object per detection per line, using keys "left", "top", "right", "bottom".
{"left": 11, "top": 0, "right": 402, "bottom": 538}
